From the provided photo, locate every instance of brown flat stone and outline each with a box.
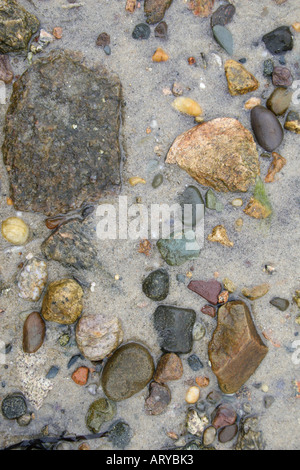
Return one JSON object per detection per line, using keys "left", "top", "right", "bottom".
{"left": 23, "top": 311, "right": 45, "bottom": 354}
{"left": 208, "top": 300, "right": 268, "bottom": 394}
{"left": 188, "top": 279, "right": 222, "bottom": 305}
{"left": 212, "top": 403, "right": 237, "bottom": 429}
{"left": 201, "top": 304, "right": 216, "bottom": 318}
{"left": 166, "top": 118, "right": 260, "bottom": 193}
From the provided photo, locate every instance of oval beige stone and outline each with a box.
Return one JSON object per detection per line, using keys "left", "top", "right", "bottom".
{"left": 76, "top": 314, "right": 123, "bottom": 361}
{"left": 166, "top": 118, "right": 260, "bottom": 192}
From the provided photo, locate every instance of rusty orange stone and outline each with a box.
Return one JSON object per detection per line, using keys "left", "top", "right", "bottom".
{"left": 71, "top": 366, "right": 89, "bottom": 386}
{"left": 195, "top": 376, "right": 210, "bottom": 387}
{"left": 53, "top": 27, "right": 63, "bottom": 39}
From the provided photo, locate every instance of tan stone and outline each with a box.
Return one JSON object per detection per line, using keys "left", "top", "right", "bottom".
{"left": 189, "top": 0, "right": 215, "bottom": 17}
{"left": 208, "top": 300, "right": 268, "bottom": 394}
{"left": 166, "top": 118, "right": 259, "bottom": 192}
{"left": 265, "top": 152, "right": 286, "bottom": 183}
{"left": 242, "top": 283, "right": 270, "bottom": 300}
{"left": 244, "top": 97, "right": 261, "bottom": 110}
{"left": 225, "top": 60, "right": 259, "bottom": 96}
{"left": 244, "top": 197, "right": 272, "bottom": 219}
{"left": 152, "top": 47, "right": 169, "bottom": 62}
{"left": 41, "top": 279, "right": 83, "bottom": 324}
{"left": 207, "top": 225, "right": 234, "bottom": 247}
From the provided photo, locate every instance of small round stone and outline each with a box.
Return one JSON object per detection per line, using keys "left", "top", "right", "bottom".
{"left": 17, "top": 413, "right": 32, "bottom": 427}
{"left": 187, "top": 354, "right": 204, "bottom": 371}
{"left": 41, "top": 279, "right": 83, "bottom": 325}
{"left": 185, "top": 386, "right": 200, "bottom": 404}
{"left": 1, "top": 394, "right": 27, "bottom": 420}
{"left": 132, "top": 23, "right": 150, "bottom": 40}
{"left": 152, "top": 173, "right": 163, "bottom": 188}
{"left": 218, "top": 423, "right": 238, "bottom": 443}
{"left": 1, "top": 217, "right": 29, "bottom": 245}
{"left": 142, "top": 269, "right": 169, "bottom": 301}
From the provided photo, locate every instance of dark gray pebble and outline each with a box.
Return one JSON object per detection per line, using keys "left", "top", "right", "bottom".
{"left": 262, "top": 26, "right": 293, "bottom": 55}
{"left": 142, "top": 269, "right": 169, "bottom": 301}
{"left": 187, "top": 354, "right": 204, "bottom": 371}
{"left": 251, "top": 105, "right": 283, "bottom": 151}
{"left": 270, "top": 297, "right": 290, "bottom": 311}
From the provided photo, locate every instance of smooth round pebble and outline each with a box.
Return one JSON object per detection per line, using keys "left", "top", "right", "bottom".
{"left": 185, "top": 386, "right": 200, "bottom": 404}
{"left": 251, "top": 105, "right": 283, "bottom": 152}
{"left": 1, "top": 217, "right": 29, "bottom": 245}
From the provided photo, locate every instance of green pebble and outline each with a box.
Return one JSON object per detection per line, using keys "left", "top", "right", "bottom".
{"left": 86, "top": 398, "right": 116, "bottom": 434}
{"left": 157, "top": 231, "right": 201, "bottom": 266}
{"left": 212, "top": 25, "right": 234, "bottom": 55}
{"left": 205, "top": 189, "right": 224, "bottom": 211}
{"left": 152, "top": 173, "right": 163, "bottom": 188}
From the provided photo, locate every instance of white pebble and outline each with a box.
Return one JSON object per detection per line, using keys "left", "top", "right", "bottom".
{"left": 185, "top": 386, "right": 200, "bottom": 404}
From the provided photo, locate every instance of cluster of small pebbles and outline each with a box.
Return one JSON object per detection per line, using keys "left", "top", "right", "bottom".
{"left": 0, "top": 0, "right": 299, "bottom": 452}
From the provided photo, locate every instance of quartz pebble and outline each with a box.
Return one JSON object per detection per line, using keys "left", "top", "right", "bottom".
{"left": 76, "top": 314, "right": 123, "bottom": 361}
{"left": 1, "top": 217, "right": 29, "bottom": 245}
{"left": 185, "top": 386, "right": 200, "bottom": 404}
{"left": 18, "top": 258, "right": 48, "bottom": 301}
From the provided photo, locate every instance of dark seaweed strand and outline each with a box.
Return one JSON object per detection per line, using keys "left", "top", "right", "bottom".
{"left": 0, "top": 430, "right": 110, "bottom": 451}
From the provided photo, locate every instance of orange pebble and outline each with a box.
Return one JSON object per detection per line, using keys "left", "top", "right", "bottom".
{"left": 53, "top": 27, "right": 63, "bottom": 39}
{"left": 71, "top": 366, "right": 89, "bottom": 386}
{"left": 152, "top": 48, "right": 169, "bottom": 62}
{"left": 6, "top": 197, "right": 13, "bottom": 206}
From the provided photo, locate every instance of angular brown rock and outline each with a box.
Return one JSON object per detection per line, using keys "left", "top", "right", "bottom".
{"left": 144, "top": 0, "right": 173, "bottom": 24}
{"left": 284, "top": 111, "right": 300, "bottom": 134}
{"left": 208, "top": 300, "right": 268, "bottom": 394}
{"left": 154, "top": 353, "right": 183, "bottom": 383}
{"left": 145, "top": 381, "right": 171, "bottom": 415}
{"left": 166, "top": 118, "right": 260, "bottom": 193}
{"left": 225, "top": 60, "right": 259, "bottom": 96}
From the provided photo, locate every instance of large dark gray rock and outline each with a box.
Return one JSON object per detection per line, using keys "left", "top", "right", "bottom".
{"left": 2, "top": 50, "right": 122, "bottom": 216}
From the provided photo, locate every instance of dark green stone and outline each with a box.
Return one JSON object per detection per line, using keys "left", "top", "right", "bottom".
{"left": 157, "top": 232, "right": 201, "bottom": 266}
{"left": 154, "top": 305, "right": 196, "bottom": 353}
{"left": 1, "top": 394, "right": 27, "bottom": 420}
{"left": 86, "top": 398, "right": 116, "bottom": 434}
{"left": 270, "top": 297, "right": 289, "bottom": 311}
{"left": 142, "top": 268, "right": 169, "bottom": 301}
{"left": 205, "top": 189, "right": 224, "bottom": 212}
{"left": 152, "top": 173, "right": 163, "bottom": 188}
